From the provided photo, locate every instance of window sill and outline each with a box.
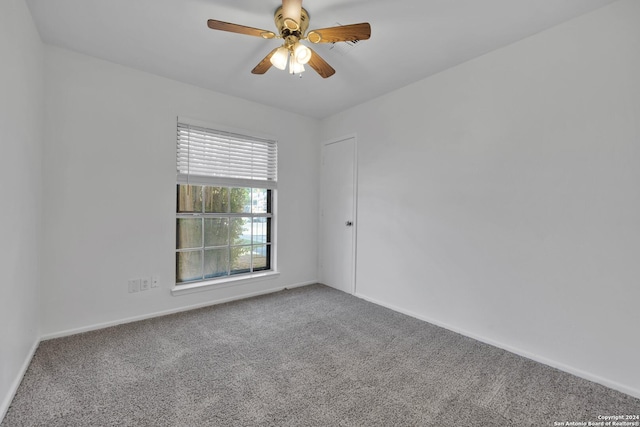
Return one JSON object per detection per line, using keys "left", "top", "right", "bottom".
{"left": 171, "top": 271, "right": 280, "bottom": 296}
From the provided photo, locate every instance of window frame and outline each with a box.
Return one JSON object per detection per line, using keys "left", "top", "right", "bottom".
{"left": 176, "top": 185, "right": 274, "bottom": 282}
{"left": 173, "top": 119, "right": 279, "bottom": 295}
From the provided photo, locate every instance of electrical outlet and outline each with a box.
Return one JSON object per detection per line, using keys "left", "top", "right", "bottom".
{"left": 128, "top": 279, "right": 141, "bottom": 293}
{"left": 151, "top": 276, "right": 160, "bottom": 288}
{"left": 140, "top": 277, "right": 150, "bottom": 291}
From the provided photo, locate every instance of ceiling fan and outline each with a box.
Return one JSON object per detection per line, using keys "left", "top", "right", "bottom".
{"left": 207, "top": 0, "right": 371, "bottom": 78}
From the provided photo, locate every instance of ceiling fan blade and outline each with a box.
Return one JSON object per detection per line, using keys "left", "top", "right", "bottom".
{"left": 251, "top": 48, "right": 278, "bottom": 75}
{"left": 307, "top": 49, "right": 335, "bottom": 79}
{"left": 207, "top": 19, "right": 276, "bottom": 39}
{"left": 306, "top": 23, "right": 371, "bottom": 44}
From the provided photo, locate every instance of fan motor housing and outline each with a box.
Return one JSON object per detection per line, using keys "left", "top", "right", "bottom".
{"left": 274, "top": 6, "right": 310, "bottom": 37}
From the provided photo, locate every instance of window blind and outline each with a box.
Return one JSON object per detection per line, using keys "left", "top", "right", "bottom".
{"left": 177, "top": 122, "right": 278, "bottom": 189}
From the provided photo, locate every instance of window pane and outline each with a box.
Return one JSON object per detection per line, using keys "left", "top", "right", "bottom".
{"left": 231, "top": 245, "right": 251, "bottom": 275}
{"left": 231, "top": 217, "right": 252, "bottom": 245}
{"left": 253, "top": 217, "right": 269, "bottom": 244}
{"left": 176, "top": 250, "right": 202, "bottom": 283}
{"left": 230, "top": 187, "right": 250, "bottom": 213}
{"left": 252, "top": 188, "right": 268, "bottom": 213}
{"left": 204, "top": 248, "right": 229, "bottom": 278}
{"left": 177, "top": 185, "right": 202, "bottom": 213}
{"left": 176, "top": 218, "right": 202, "bottom": 249}
{"left": 204, "top": 186, "right": 229, "bottom": 213}
{"left": 253, "top": 245, "right": 268, "bottom": 270}
{"left": 176, "top": 183, "right": 273, "bottom": 284}
{"left": 204, "top": 218, "right": 229, "bottom": 247}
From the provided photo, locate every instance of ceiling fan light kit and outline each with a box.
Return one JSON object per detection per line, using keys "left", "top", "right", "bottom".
{"left": 294, "top": 43, "right": 311, "bottom": 64}
{"left": 270, "top": 46, "right": 289, "bottom": 70}
{"left": 289, "top": 57, "right": 305, "bottom": 75}
{"left": 207, "top": 0, "right": 371, "bottom": 79}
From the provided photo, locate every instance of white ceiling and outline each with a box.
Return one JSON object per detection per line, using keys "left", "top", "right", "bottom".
{"left": 26, "top": 0, "right": 616, "bottom": 119}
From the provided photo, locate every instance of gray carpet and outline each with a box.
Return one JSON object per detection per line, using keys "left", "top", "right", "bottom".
{"left": 3, "top": 284, "right": 639, "bottom": 426}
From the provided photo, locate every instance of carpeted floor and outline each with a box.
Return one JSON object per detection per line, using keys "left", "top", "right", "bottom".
{"left": 3, "top": 284, "right": 639, "bottom": 426}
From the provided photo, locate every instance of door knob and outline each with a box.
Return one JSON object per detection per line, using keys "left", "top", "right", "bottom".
{"left": 345, "top": 221, "right": 353, "bottom": 226}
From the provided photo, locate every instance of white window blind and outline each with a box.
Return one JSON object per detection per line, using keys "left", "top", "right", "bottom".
{"left": 177, "top": 122, "right": 278, "bottom": 189}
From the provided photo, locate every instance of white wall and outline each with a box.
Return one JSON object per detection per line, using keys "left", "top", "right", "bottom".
{"left": 0, "top": 0, "right": 44, "bottom": 418}
{"left": 41, "top": 46, "right": 320, "bottom": 337}
{"left": 321, "top": 0, "right": 640, "bottom": 397}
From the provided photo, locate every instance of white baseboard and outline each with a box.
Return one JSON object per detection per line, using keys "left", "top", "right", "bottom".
{"left": 354, "top": 292, "right": 640, "bottom": 400}
{"left": 0, "top": 338, "right": 39, "bottom": 423}
{"left": 41, "top": 280, "right": 317, "bottom": 341}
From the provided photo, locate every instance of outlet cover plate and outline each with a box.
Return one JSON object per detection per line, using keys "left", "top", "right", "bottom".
{"left": 128, "top": 279, "right": 141, "bottom": 293}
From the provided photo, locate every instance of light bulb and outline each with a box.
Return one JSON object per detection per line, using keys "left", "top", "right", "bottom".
{"left": 293, "top": 43, "right": 311, "bottom": 65}
{"left": 270, "top": 47, "right": 289, "bottom": 71}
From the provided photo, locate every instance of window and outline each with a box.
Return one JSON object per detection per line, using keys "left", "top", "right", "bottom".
{"left": 176, "top": 121, "right": 277, "bottom": 286}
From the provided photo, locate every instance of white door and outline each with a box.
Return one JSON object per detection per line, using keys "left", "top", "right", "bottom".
{"left": 320, "top": 137, "right": 357, "bottom": 294}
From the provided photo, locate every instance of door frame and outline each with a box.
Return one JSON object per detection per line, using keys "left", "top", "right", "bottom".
{"left": 320, "top": 134, "right": 358, "bottom": 294}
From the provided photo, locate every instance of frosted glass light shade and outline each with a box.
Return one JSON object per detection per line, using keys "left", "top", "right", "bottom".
{"left": 293, "top": 43, "right": 311, "bottom": 65}
{"left": 270, "top": 47, "right": 289, "bottom": 70}
{"left": 289, "top": 56, "right": 305, "bottom": 74}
